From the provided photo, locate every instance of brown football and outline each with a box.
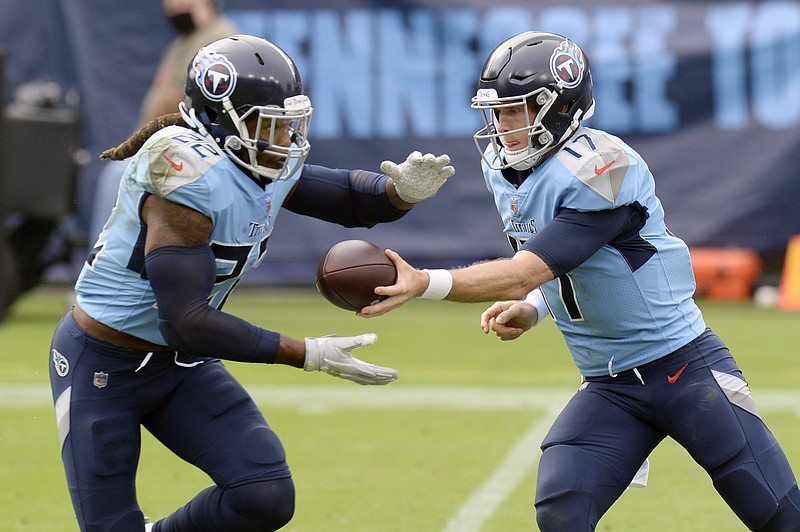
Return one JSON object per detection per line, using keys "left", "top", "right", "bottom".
{"left": 316, "top": 240, "right": 397, "bottom": 311}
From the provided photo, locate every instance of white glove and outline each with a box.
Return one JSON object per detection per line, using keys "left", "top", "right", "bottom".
{"left": 381, "top": 151, "right": 455, "bottom": 203}
{"left": 304, "top": 333, "right": 398, "bottom": 385}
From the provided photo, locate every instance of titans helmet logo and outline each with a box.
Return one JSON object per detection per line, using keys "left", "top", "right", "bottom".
{"left": 192, "top": 47, "right": 237, "bottom": 101}
{"left": 549, "top": 40, "right": 586, "bottom": 89}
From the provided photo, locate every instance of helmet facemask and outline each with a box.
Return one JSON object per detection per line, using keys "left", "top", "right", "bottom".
{"left": 220, "top": 95, "right": 313, "bottom": 181}
{"left": 472, "top": 87, "right": 559, "bottom": 171}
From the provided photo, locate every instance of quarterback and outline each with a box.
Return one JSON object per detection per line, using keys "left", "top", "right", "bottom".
{"left": 361, "top": 31, "right": 800, "bottom": 531}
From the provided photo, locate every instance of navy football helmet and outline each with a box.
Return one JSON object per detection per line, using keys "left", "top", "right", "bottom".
{"left": 472, "top": 31, "right": 595, "bottom": 171}
{"left": 181, "top": 34, "right": 313, "bottom": 182}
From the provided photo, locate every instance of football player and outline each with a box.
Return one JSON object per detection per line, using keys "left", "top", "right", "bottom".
{"left": 48, "top": 34, "right": 453, "bottom": 532}
{"left": 361, "top": 31, "right": 800, "bottom": 530}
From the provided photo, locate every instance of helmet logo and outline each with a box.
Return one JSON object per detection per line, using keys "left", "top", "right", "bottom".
{"left": 475, "top": 88, "right": 499, "bottom": 102}
{"left": 549, "top": 40, "right": 585, "bottom": 89}
{"left": 192, "top": 47, "right": 237, "bottom": 101}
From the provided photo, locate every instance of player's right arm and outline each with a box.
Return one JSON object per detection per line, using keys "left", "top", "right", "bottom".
{"left": 140, "top": 194, "right": 396, "bottom": 385}
{"left": 360, "top": 248, "right": 553, "bottom": 318}
{"left": 141, "top": 193, "right": 304, "bottom": 365}
{"left": 361, "top": 204, "right": 647, "bottom": 318}
{"left": 141, "top": 194, "right": 212, "bottom": 251}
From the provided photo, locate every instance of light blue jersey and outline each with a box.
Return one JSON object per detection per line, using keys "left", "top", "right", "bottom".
{"left": 482, "top": 127, "right": 705, "bottom": 376}
{"left": 76, "top": 125, "right": 300, "bottom": 345}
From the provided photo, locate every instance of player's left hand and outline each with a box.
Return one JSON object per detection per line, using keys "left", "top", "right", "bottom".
{"left": 304, "top": 333, "right": 398, "bottom": 385}
{"left": 480, "top": 301, "right": 537, "bottom": 341}
{"left": 381, "top": 151, "right": 455, "bottom": 203}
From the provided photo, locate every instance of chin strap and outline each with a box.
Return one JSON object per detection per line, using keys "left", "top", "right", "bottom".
{"left": 178, "top": 102, "right": 210, "bottom": 138}
{"left": 503, "top": 146, "right": 540, "bottom": 171}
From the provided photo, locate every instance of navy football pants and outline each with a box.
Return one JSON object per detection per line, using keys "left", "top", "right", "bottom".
{"left": 49, "top": 311, "right": 293, "bottom": 531}
{"left": 535, "top": 329, "right": 800, "bottom": 531}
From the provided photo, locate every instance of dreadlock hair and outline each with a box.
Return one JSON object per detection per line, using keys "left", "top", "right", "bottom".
{"left": 99, "top": 113, "right": 185, "bottom": 161}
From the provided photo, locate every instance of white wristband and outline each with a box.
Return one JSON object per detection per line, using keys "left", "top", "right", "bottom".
{"left": 418, "top": 269, "right": 453, "bottom": 300}
{"left": 524, "top": 288, "right": 549, "bottom": 326}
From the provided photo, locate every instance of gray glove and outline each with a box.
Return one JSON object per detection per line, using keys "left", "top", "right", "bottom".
{"left": 381, "top": 151, "right": 455, "bottom": 203}
{"left": 304, "top": 333, "right": 398, "bottom": 385}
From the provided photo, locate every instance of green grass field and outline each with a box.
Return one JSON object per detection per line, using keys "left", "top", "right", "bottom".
{"left": 2, "top": 286, "right": 799, "bottom": 531}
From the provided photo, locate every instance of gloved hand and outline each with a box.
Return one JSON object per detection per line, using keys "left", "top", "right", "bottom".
{"left": 304, "top": 333, "right": 398, "bottom": 385}
{"left": 380, "top": 151, "right": 455, "bottom": 203}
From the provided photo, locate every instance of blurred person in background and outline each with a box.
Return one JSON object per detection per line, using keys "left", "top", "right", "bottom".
{"left": 361, "top": 31, "right": 800, "bottom": 531}
{"left": 138, "top": 0, "right": 239, "bottom": 127}
{"left": 90, "top": 0, "right": 239, "bottom": 240}
{"left": 50, "top": 34, "right": 453, "bottom": 531}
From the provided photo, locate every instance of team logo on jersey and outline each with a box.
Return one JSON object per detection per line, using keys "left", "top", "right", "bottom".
{"left": 510, "top": 219, "right": 536, "bottom": 234}
{"left": 192, "top": 47, "right": 237, "bottom": 101}
{"left": 549, "top": 39, "right": 586, "bottom": 89}
{"left": 247, "top": 220, "right": 268, "bottom": 237}
{"left": 93, "top": 372, "right": 109, "bottom": 389}
{"left": 52, "top": 349, "right": 69, "bottom": 377}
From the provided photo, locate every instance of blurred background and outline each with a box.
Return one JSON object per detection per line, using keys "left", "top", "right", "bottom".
{"left": 1, "top": 0, "right": 799, "bottom": 319}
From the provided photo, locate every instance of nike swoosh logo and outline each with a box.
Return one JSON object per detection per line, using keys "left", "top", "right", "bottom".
{"left": 667, "top": 362, "right": 689, "bottom": 384}
{"left": 163, "top": 153, "right": 184, "bottom": 171}
{"left": 594, "top": 160, "right": 616, "bottom": 175}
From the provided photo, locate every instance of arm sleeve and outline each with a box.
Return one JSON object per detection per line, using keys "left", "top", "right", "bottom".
{"left": 283, "top": 164, "right": 409, "bottom": 227}
{"left": 521, "top": 203, "right": 649, "bottom": 277}
{"left": 145, "top": 245, "right": 282, "bottom": 363}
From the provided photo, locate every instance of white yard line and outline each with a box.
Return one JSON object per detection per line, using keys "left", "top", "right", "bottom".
{"left": 0, "top": 384, "right": 577, "bottom": 410}
{"left": 441, "top": 404, "right": 563, "bottom": 532}
{"left": 7, "top": 384, "right": 798, "bottom": 413}
{"left": 5, "top": 384, "right": 800, "bottom": 531}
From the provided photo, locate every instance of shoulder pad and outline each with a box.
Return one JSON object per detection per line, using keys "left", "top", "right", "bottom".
{"left": 555, "top": 131, "right": 631, "bottom": 203}
{"left": 143, "top": 126, "right": 224, "bottom": 197}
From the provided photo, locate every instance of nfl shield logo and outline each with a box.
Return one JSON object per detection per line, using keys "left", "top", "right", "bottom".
{"left": 93, "top": 372, "right": 109, "bottom": 389}
{"left": 507, "top": 192, "right": 526, "bottom": 214}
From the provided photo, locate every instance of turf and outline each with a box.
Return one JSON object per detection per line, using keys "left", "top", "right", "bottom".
{"left": 1, "top": 287, "right": 798, "bottom": 531}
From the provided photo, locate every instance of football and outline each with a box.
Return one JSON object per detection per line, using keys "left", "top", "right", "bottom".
{"left": 316, "top": 240, "right": 397, "bottom": 311}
